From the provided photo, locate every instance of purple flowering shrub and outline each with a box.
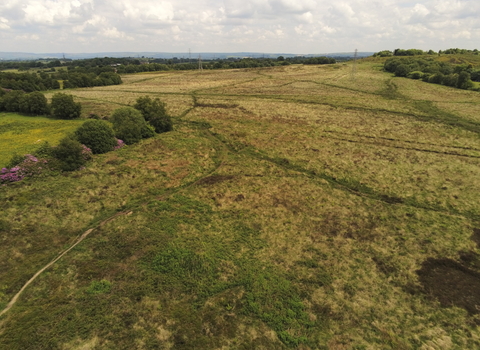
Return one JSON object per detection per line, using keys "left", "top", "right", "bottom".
{"left": 81, "top": 145, "right": 93, "bottom": 161}
{"left": 114, "top": 139, "right": 125, "bottom": 150}
{"left": 0, "top": 154, "right": 47, "bottom": 184}
{"left": 2, "top": 137, "right": 122, "bottom": 185}
{"left": 1, "top": 167, "right": 23, "bottom": 183}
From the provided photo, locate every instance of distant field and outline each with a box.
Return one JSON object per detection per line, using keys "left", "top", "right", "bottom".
{"left": 0, "top": 113, "right": 84, "bottom": 167}
{"left": 2, "top": 61, "right": 480, "bottom": 349}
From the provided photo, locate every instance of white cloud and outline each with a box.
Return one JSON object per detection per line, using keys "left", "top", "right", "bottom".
{"left": 0, "top": 16, "right": 10, "bottom": 29}
{"left": 122, "top": 0, "right": 174, "bottom": 22}
{"left": 0, "top": 0, "right": 479, "bottom": 53}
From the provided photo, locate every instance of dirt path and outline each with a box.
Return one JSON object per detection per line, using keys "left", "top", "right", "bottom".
{"left": 0, "top": 229, "right": 93, "bottom": 318}
{"left": 0, "top": 211, "right": 128, "bottom": 318}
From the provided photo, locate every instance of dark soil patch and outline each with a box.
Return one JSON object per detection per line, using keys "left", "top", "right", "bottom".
{"left": 417, "top": 258, "right": 480, "bottom": 315}
{"left": 459, "top": 250, "right": 480, "bottom": 270}
{"left": 378, "top": 194, "right": 404, "bottom": 204}
{"left": 197, "top": 175, "right": 235, "bottom": 186}
{"left": 472, "top": 228, "right": 480, "bottom": 249}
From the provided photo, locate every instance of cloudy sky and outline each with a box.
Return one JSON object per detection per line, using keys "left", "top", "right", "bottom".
{"left": 0, "top": 0, "right": 479, "bottom": 54}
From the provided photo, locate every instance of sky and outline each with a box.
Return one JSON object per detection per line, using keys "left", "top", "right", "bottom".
{"left": 0, "top": 0, "right": 479, "bottom": 54}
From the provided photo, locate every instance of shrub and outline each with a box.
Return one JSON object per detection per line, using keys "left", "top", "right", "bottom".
{"left": 1, "top": 154, "right": 49, "bottom": 183}
{"left": 51, "top": 136, "right": 86, "bottom": 171}
{"left": 457, "top": 71, "right": 474, "bottom": 89}
{"left": 34, "top": 141, "right": 53, "bottom": 158}
{"left": 75, "top": 119, "right": 117, "bottom": 154}
{"left": 134, "top": 96, "right": 173, "bottom": 133}
{"left": 428, "top": 73, "right": 444, "bottom": 84}
{"left": 394, "top": 64, "right": 410, "bottom": 77}
{"left": 407, "top": 71, "right": 424, "bottom": 80}
{"left": 141, "top": 124, "right": 155, "bottom": 139}
{"left": 110, "top": 107, "right": 153, "bottom": 145}
{"left": 6, "top": 153, "right": 26, "bottom": 168}
{"left": 442, "top": 74, "right": 458, "bottom": 87}
{"left": 51, "top": 93, "right": 81, "bottom": 119}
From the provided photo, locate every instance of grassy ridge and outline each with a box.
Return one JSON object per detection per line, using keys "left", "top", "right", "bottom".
{"left": 1, "top": 61, "right": 480, "bottom": 349}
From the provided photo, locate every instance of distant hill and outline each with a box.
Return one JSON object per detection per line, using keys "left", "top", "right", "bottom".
{"left": 0, "top": 51, "right": 375, "bottom": 61}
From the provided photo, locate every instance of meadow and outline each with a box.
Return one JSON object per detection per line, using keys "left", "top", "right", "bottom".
{"left": 0, "top": 114, "right": 85, "bottom": 168}
{"left": 1, "top": 59, "right": 480, "bottom": 349}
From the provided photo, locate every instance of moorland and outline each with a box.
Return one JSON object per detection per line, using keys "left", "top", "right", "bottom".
{"left": 1, "top": 55, "right": 480, "bottom": 349}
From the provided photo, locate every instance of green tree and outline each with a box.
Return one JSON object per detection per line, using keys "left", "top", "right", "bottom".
{"left": 75, "top": 120, "right": 117, "bottom": 154}
{"left": 19, "top": 91, "right": 50, "bottom": 115}
{"left": 51, "top": 93, "right": 81, "bottom": 119}
{"left": 52, "top": 136, "right": 86, "bottom": 171}
{"left": 133, "top": 96, "right": 173, "bottom": 133}
{"left": 110, "top": 107, "right": 153, "bottom": 145}
{"left": 394, "top": 64, "right": 410, "bottom": 77}
{"left": 457, "top": 71, "right": 474, "bottom": 89}
{"left": 2, "top": 90, "right": 25, "bottom": 112}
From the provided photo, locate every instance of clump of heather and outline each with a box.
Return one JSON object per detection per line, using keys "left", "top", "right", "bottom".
{"left": 1, "top": 167, "right": 24, "bottom": 183}
{"left": 1, "top": 154, "right": 49, "bottom": 184}
{"left": 114, "top": 139, "right": 125, "bottom": 150}
{"left": 81, "top": 145, "right": 93, "bottom": 161}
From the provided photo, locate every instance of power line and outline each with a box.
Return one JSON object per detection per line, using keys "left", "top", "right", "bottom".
{"left": 351, "top": 49, "right": 358, "bottom": 80}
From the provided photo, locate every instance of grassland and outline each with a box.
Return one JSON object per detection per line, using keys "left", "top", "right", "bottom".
{"left": 1, "top": 60, "right": 480, "bottom": 349}
{"left": 0, "top": 113, "right": 85, "bottom": 168}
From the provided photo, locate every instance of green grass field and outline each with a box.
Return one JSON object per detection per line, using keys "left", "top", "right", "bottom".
{"left": 0, "top": 113, "right": 85, "bottom": 168}
{"left": 1, "top": 60, "right": 480, "bottom": 349}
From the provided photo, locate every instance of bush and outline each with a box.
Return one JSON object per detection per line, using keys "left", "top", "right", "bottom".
{"left": 75, "top": 119, "right": 117, "bottom": 154}
{"left": 6, "top": 153, "right": 26, "bottom": 168}
{"left": 407, "top": 71, "right": 424, "bottom": 80}
{"left": 141, "top": 123, "right": 156, "bottom": 139}
{"left": 429, "top": 73, "right": 444, "bottom": 84}
{"left": 51, "top": 136, "right": 86, "bottom": 171}
{"left": 51, "top": 93, "right": 81, "bottom": 119}
{"left": 134, "top": 96, "right": 173, "bottom": 133}
{"left": 394, "top": 64, "right": 410, "bottom": 77}
{"left": 457, "top": 71, "right": 474, "bottom": 89}
{"left": 110, "top": 107, "right": 153, "bottom": 145}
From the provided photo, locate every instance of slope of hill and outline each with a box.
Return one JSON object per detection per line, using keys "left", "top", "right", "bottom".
{"left": 1, "top": 60, "right": 480, "bottom": 349}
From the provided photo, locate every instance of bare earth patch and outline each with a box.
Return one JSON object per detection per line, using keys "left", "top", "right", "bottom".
{"left": 417, "top": 258, "right": 480, "bottom": 315}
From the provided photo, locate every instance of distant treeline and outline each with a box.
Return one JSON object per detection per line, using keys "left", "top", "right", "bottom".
{"left": 0, "top": 70, "right": 122, "bottom": 92}
{"left": 384, "top": 57, "right": 479, "bottom": 90}
{"left": 374, "top": 48, "right": 479, "bottom": 57}
{"left": 0, "top": 56, "right": 337, "bottom": 75}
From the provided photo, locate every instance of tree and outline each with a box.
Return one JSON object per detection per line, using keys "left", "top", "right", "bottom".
{"left": 51, "top": 93, "right": 81, "bottom": 119}
{"left": 457, "top": 71, "right": 474, "bottom": 90}
{"left": 110, "top": 107, "right": 153, "bottom": 145}
{"left": 52, "top": 136, "right": 86, "bottom": 171}
{"left": 394, "top": 64, "right": 410, "bottom": 77}
{"left": 75, "top": 119, "right": 117, "bottom": 154}
{"left": 19, "top": 91, "right": 50, "bottom": 115}
{"left": 133, "top": 96, "right": 173, "bottom": 133}
{"left": 2, "top": 90, "right": 25, "bottom": 112}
